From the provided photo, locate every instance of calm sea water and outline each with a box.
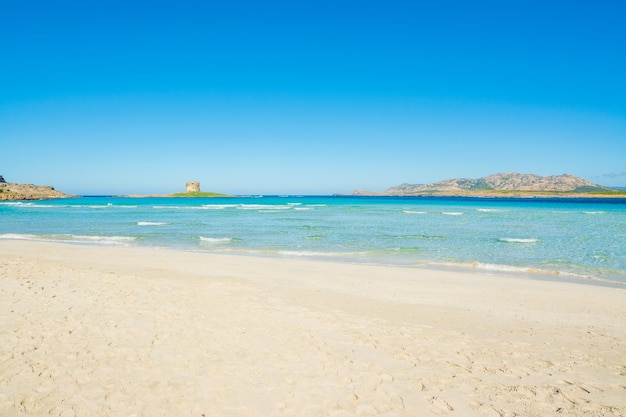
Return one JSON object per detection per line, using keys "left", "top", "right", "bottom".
{"left": 1, "top": 196, "right": 625, "bottom": 285}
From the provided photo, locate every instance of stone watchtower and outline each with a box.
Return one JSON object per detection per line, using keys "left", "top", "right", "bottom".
{"left": 186, "top": 181, "right": 200, "bottom": 193}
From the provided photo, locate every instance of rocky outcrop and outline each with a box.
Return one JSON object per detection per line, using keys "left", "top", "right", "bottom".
{"left": 0, "top": 177, "right": 75, "bottom": 200}
{"left": 355, "top": 173, "right": 616, "bottom": 197}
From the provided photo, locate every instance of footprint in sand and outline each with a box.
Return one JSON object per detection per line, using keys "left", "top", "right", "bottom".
{"left": 429, "top": 396, "right": 454, "bottom": 413}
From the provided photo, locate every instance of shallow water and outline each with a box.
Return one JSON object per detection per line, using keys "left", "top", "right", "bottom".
{"left": 2, "top": 195, "right": 625, "bottom": 284}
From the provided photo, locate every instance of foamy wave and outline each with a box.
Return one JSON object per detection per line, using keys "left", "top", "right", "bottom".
{"left": 394, "top": 234, "right": 444, "bottom": 240}
{"left": 200, "top": 204, "right": 237, "bottom": 210}
{"left": 0, "top": 233, "right": 39, "bottom": 240}
{"left": 498, "top": 238, "right": 538, "bottom": 243}
{"left": 403, "top": 210, "right": 427, "bottom": 214}
{"left": 70, "top": 204, "right": 138, "bottom": 209}
{"left": 294, "top": 207, "right": 312, "bottom": 211}
{"left": 442, "top": 212, "right": 463, "bottom": 216}
{"left": 425, "top": 261, "right": 619, "bottom": 285}
{"left": 470, "top": 262, "right": 597, "bottom": 281}
{"left": 199, "top": 236, "right": 237, "bottom": 244}
{"left": 429, "top": 261, "right": 555, "bottom": 276}
{"left": 153, "top": 205, "right": 234, "bottom": 210}
{"left": 0, "top": 202, "right": 31, "bottom": 206}
{"left": 0, "top": 233, "right": 135, "bottom": 245}
{"left": 477, "top": 208, "right": 503, "bottom": 212}
{"left": 137, "top": 221, "right": 169, "bottom": 226}
{"left": 582, "top": 211, "right": 605, "bottom": 214}
{"left": 70, "top": 235, "right": 136, "bottom": 244}
{"left": 0, "top": 202, "right": 56, "bottom": 208}
{"left": 238, "top": 204, "right": 293, "bottom": 210}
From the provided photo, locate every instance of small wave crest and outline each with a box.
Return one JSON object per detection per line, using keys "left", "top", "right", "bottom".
{"left": 403, "top": 210, "right": 427, "bottom": 214}
{"left": 394, "top": 234, "right": 445, "bottom": 240}
{"left": 442, "top": 211, "right": 463, "bottom": 216}
{"left": 0, "top": 202, "right": 32, "bottom": 206}
{"left": 137, "top": 221, "right": 169, "bottom": 226}
{"left": 0, "top": 202, "right": 56, "bottom": 208}
{"left": 71, "top": 204, "right": 138, "bottom": 209}
{"left": 70, "top": 235, "right": 136, "bottom": 244}
{"left": 153, "top": 205, "right": 237, "bottom": 210}
{"left": 198, "top": 236, "right": 238, "bottom": 244}
{"left": 498, "top": 238, "right": 538, "bottom": 243}
{"left": 238, "top": 204, "right": 293, "bottom": 211}
{"left": 201, "top": 204, "right": 237, "bottom": 210}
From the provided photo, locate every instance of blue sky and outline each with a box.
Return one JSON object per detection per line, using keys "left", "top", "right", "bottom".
{"left": 1, "top": 0, "right": 625, "bottom": 195}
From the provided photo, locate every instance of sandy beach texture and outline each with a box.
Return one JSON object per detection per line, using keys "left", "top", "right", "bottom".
{"left": 1, "top": 241, "right": 624, "bottom": 417}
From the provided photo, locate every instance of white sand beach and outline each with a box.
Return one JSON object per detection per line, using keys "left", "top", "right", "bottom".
{"left": 1, "top": 241, "right": 624, "bottom": 417}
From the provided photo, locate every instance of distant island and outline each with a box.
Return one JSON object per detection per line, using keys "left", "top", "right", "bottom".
{"left": 353, "top": 173, "right": 626, "bottom": 198}
{"left": 0, "top": 175, "right": 75, "bottom": 200}
{"left": 125, "top": 191, "right": 230, "bottom": 198}
{"left": 126, "top": 182, "right": 230, "bottom": 198}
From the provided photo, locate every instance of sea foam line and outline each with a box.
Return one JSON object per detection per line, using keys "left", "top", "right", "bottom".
{"left": 466, "top": 262, "right": 624, "bottom": 286}
{"left": 0, "top": 233, "right": 136, "bottom": 245}
{"left": 0, "top": 202, "right": 56, "bottom": 208}
{"left": 137, "top": 222, "right": 169, "bottom": 226}
{"left": 425, "top": 260, "right": 613, "bottom": 284}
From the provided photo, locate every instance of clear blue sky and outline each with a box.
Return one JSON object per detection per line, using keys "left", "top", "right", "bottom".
{"left": 1, "top": 0, "right": 625, "bottom": 195}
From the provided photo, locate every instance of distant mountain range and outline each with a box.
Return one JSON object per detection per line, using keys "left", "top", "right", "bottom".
{"left": 354, "top": 173, "right": 622, "bottom": 197}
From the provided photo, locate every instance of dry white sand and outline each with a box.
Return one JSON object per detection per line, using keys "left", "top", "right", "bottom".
{"left": 1, "top": 241, "right": 624, "bottom": 417}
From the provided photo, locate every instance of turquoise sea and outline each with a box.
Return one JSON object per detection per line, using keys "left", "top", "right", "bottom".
{"left": 1, "top": 196, "right": 625, "bottom": 286}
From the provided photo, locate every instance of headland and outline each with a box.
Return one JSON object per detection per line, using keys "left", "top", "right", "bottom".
{"left": 0, "top": 176, "right": 74, "bottom": 200}
{"left": 354, "top": 172, "right": 626, "bottom": 198}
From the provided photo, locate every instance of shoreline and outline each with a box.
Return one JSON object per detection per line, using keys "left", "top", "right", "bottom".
{"left": 2, "top": 240, "right": 625, "bottom": 416}
{"left": 2, "top": 233, "right": 626, "bottom": 288}
{"left": 201, "top": 248, "right": 626, "bottom": 289}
